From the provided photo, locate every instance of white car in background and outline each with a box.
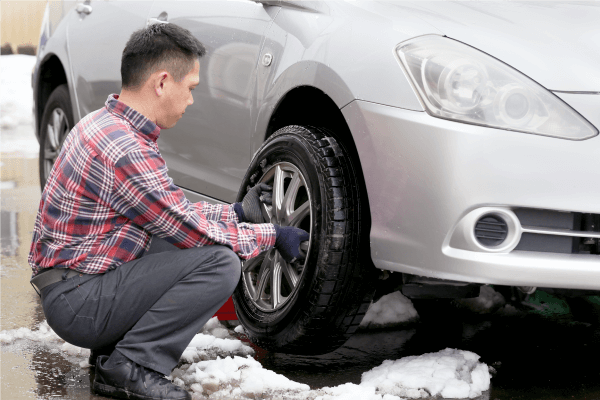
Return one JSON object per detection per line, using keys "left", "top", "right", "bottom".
{"left": 33, "top": 1, "right": 599, "bottom": 354}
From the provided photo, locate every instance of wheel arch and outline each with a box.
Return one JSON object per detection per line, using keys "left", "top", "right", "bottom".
{"left": 35, "top": 54, "right": 69, "bottom": 136}
{"left": 264, "top": 85, "right": 374, "bottom": 265}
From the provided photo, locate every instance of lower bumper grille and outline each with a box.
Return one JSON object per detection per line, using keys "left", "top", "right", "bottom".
{"left": 513, "top": 208, "right": 600, "bottom": 255}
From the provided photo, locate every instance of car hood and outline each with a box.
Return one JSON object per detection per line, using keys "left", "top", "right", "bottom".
{"left": 375, "top": 1, "right": 600, "bottom": 92}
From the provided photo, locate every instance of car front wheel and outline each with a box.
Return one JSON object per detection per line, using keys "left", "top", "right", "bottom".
{"left": 233, "top": 125, "right": 376, "bottom": 355}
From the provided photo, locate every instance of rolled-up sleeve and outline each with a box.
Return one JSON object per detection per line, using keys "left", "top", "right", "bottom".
{"left": 110, "top": 149, "right": 275, "bottom": 259}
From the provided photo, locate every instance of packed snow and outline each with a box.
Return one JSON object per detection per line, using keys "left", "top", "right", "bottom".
{"left": 360, "top": 291, "right": 419, "bottom": 328}
{"left": 180, "top": 317, "right": 255, "bottom": 364}
{"left": 360, "top": 349, "right": 490, "bottom": 399}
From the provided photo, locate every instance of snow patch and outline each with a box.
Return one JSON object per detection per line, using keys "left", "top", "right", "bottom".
{"left": 1, "top": 55, "right": 36, "bottom": 129}
{"left": 361, "top": 291, "right": 418, "bottom": 329}
{"left": 172, "top": 355, "right": 310, "bottom": 399}
{"left": 360, "top": 348, "right": 490, "bottom": 399}
{"left": 0, "top": 320, "right": 64, "bottom": 345}
{"left": 180, "top": 333, "right": 254, "bottom": 364}
{"left": 315, "top": 383, "right": 404, "bottom": 400}
{"left": 1, "top": 55, "right": 40, "bottom": 158}
{"left": 234, "top": 324, "right": 246, "bottom": 334}
{"left": 180, "top": 317, "right": 254, "bottom": 364}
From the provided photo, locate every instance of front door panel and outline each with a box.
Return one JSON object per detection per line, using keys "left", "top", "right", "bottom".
{"left": 149, "top": 1, "right": 278, "bottom": 202}
{"left": 67, "top": 0, "right": 154, "bottom": 120}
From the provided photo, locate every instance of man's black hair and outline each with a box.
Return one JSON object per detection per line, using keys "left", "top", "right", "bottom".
{"left": 121, "top": 23, "right": 206, "bottom": 90}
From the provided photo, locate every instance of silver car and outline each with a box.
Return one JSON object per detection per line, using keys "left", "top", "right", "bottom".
{"left": 33, "top": 1, "right": 600, "bottom": 354}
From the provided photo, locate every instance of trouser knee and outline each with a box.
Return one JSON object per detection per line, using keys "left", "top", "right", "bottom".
{"left": 207, "top": 246, "right": 241, "bottom": 294}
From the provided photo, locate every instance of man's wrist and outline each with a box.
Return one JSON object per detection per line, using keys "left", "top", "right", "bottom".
{"left": 233, "top": 202, "right": 246, "bottom": 223}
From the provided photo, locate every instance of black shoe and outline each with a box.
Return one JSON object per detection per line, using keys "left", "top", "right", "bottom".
{"left": 89, "top": 346, "right": 115, "bottom": 367}
{"left": 93, "top": 355, "right": 191, "bottom": 400}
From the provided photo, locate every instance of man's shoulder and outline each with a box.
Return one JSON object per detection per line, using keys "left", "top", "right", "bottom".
{"left": 76, "top": 107, "right": 150, "bottom": 164}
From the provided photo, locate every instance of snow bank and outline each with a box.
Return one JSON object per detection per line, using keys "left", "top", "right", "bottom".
{"left": 361, "top": 291, "right": 419, "bottom": 329}
{"left": 1, "top": 55, "right": 36, "bottom": 129}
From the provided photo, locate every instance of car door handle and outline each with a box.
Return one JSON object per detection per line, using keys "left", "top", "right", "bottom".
{"left": 76, "top": 4, "right": 92, "bottom": 15}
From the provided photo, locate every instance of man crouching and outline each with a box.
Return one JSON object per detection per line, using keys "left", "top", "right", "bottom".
{"left": 29, "top": 23, "right": 308, "bottom": 400}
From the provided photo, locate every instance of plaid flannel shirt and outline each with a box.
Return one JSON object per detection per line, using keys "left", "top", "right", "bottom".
{"left": 29, "top": 94, "right": 276, "bottom": 277}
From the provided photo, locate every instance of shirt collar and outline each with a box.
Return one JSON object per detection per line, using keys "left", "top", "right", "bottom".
{"left": 105, "top": 94, "right": 161, "bottom": 142}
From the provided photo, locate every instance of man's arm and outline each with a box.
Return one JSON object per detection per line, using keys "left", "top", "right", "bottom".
{"left": 191, "top": 201, "right": 238, "bottom": 223}
{"left": 110, "top": 149, "right": 275, "bottom": 259}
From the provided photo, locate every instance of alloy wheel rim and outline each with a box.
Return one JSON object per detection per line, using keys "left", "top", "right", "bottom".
{"left": 43, "top": 108, "right": 69, "bottom": 181}
{"left": 242, "top": 162, "right": 313, "bottom": 312}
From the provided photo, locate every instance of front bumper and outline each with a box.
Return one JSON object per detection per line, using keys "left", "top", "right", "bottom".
{"left": 343, "top": 100, "right": 600, "bottom": 290}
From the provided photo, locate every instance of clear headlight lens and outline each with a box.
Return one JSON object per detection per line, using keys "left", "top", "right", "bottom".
{"left": 396, "top": 35, "right": 598, "bottom": 140}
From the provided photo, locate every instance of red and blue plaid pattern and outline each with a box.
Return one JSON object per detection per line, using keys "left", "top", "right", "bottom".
{"left": 29, "top": 94, "right": 275, "bottom": 277}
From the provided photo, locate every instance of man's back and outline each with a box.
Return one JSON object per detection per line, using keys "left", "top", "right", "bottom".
{"left": 29, "top": 97, "right": 161, "bottom": 276}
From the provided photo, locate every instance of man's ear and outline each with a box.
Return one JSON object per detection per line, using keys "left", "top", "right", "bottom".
{"left": 154, "top": 71, "right": 169, "bottom": 96}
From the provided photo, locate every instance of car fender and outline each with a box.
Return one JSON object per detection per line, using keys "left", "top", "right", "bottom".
{"left": 253, "top": 1, "right": 440, "bottom": 151}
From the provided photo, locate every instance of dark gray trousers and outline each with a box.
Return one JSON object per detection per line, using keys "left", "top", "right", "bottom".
{"left": 40, "top": 238, "right": 241, "bottom": 375}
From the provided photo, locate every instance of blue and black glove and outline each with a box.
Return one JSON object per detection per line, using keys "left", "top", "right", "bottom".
{"left": 233, "top": 183, "right": 272, "bottom": 223}
{"left": 273, "top": 225, "right": 310, "bottom": 263}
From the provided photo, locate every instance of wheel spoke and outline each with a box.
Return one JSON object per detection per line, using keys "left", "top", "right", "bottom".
{"left": 288, "top": 200, "right": 310, "bottom": 227}
{"left": 280, "top": 253, "right": 299, "bottom": 288}
{"left": 254, "top": 257, "right": 271, "bottom": 302}
{"left": 261, "top": 202, "right": 272, "bottom": 224}
{"left": 282, "top": 172, "right": 302, "bottom": 221}
{"left": 271, "top": 257, "right": 283, "bottom": 308}
{"left": 52, "top": 111, "right": 62, "bottom": 147}
{"left": 46, "top": 123, "right": 57, "bottom": 150}
{"left": 273, "top": 165, "right": 286, "bottom": 222}
{"left": 44, "top": 149, "right": 58, "bottom": 161}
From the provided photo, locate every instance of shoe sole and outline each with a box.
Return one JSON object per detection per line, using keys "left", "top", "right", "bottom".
{"left": 93, "top": 381, "right": 189, "bottom": 400}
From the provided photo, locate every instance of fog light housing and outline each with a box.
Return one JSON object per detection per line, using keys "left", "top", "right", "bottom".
{"left": 474, "top": 215, "right": 508, "bottom": 247}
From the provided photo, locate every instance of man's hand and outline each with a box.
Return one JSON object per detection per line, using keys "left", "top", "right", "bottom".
{"left": 234, "top": 183, "right": 272, "bottom": 224}
{"left": 273, "top": 225, "right": 310, "bottom": 263}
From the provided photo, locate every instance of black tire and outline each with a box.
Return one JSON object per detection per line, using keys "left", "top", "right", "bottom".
{"left": 38, "top": 84, "right": 74, "bottom": 190}
{"left": 232, "top": 125, "right": 377, "bottom": 354}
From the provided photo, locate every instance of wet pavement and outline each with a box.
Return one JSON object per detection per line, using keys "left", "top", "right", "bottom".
{"left": 2, "top": 126, "right": 600, "bottom": 400}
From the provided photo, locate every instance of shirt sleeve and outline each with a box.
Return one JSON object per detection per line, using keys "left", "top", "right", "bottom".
{"left": 110, "top": 148, "right": 275, "bottom": 259}
{"left": 191, "top": 201, "right": 239, "bottom": 223}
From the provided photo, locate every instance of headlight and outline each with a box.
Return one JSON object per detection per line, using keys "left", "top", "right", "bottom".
{"left": 396, "top": 35, "right": 598, "bottom": 140}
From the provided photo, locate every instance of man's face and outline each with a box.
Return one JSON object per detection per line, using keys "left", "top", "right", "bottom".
{"left": 158, "top": 60, "right": 200, "bottom": 129}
